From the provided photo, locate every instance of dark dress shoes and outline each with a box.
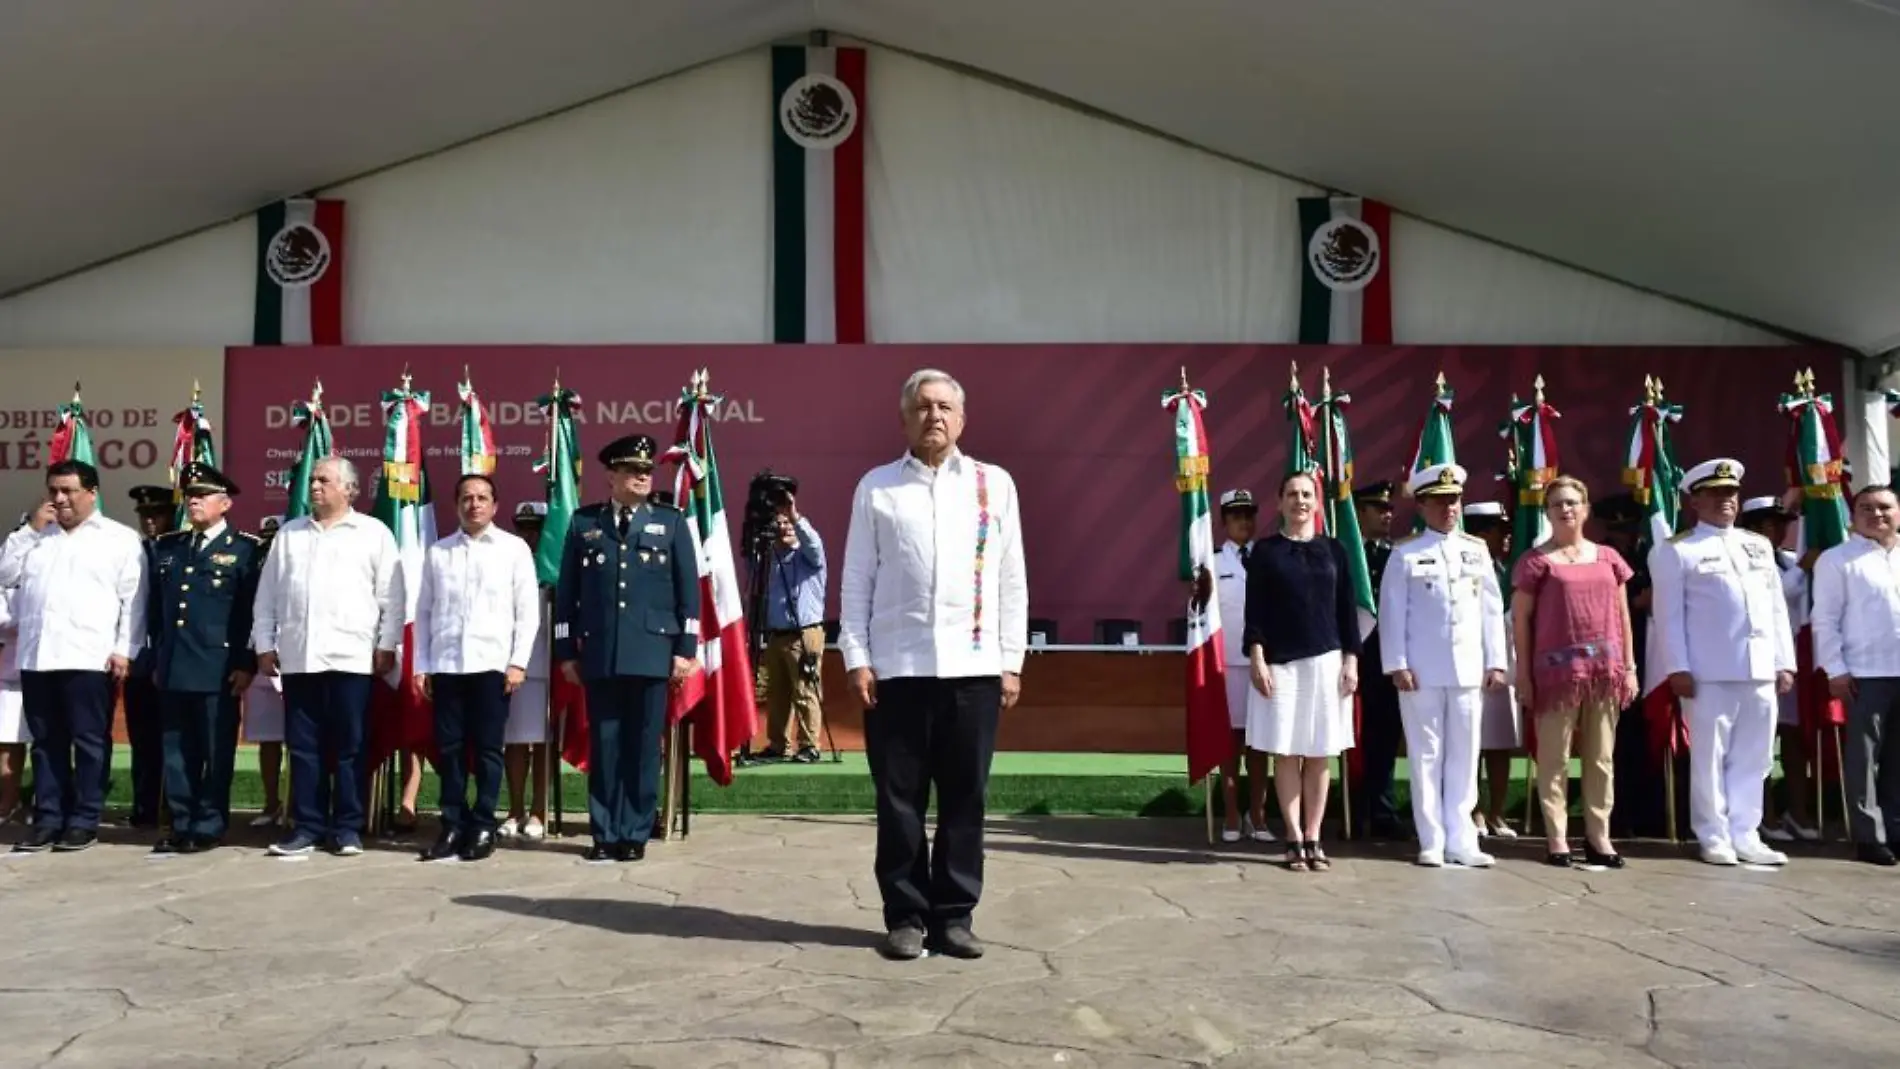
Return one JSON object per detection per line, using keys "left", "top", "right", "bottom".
{"left": 13, "top": 826, "right": 58, "bottom": 853}
{"left": 880, "top": 926, "right": 926, "bottom": 960}
{"left": 930, "top": 927, "right": 986, "bottom": 959}
{"left": 584, "top": 842, "right": 617, "bottom": 862}
{"left": 1857, "top": 843, "right": 1898, "bottom": 867}
{"left": 460, "top": 830, "right": 497, "bottom": 862}
{"left": 152, "top": 837, "right": 185, "bottom": 855}
{"left": 615, "top": 841, "right": 646, "bottom": 863}
{"left": 420, "top": 829, "right": 464, "bottom": 862}
{"left": 53, "top": 828, "right": 97, "bottom": 852}
{"left": 184, "top": 837, "right": 217, "bottom": 854}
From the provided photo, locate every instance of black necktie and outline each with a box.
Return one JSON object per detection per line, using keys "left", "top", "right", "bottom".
{"left": 191, "top": 532, "right": 206, "bottom": 555}
{"left": 616, "top": 508, "right": 630, "bottom": 540}
{"left": 1239, "top": 544, "right": 1250, "bottom": 567}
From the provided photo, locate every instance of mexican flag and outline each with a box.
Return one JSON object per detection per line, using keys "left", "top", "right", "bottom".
{"left": 456, "top": 372, "right": 497, "bottom": 476}
{"left": 169, "top": 383, "right": 218, "bottom": 528}
{"left": 1780, "top": 371, "right": 1852, "bottom": 741}
{"left": 50, "top": 386, "right": 99, "bottom": 502}
{"left": 1163, "top": 378, "right": 1231, "bottom": 784}
{"left": 1283, "top": 366, "right": 1326, "bottom": 531}
{"left": 254, "top": 198, "right": 346, "bottom": 346}
{"left": 533, "top": 384, "right": 589, "bottom": 771}
{"left": 663, "top": 371, "right": 758, "bottom": 786}
{"left": 1626, "top": 380, "right": 1689, "bottom": 760}
{"left": 1407, "top": 374, "right": 1458, "bottom": 532}
{"left": 1297, "top": 196, "right": 1392, "bottom": 344}
{"left": 771, "top": 44, "right": 867, "bottom": 343}
{"left": 1317, "top": 373, "right": 1376, "bottom": 639}
{"left": 1505, "top": 383, "right": 1560, "bottom": 570}
{"left": 284, "top": 383, "right": 334, "bottom": 520}
{"left": 368, "top": 381, "right": 436, "bottom": 768}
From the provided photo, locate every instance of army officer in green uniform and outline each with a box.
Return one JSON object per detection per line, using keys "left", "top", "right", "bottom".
{"left": 554, "top": 434, "right": 700, "bottom": 862}
{"left": 148, "top": 463, "right": 262, "bottom": 854}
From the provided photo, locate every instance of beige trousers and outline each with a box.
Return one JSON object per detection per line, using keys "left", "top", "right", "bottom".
{"left": 761, "top": 626, "right": 825, "bottom": 753}
{"left": 1535, "top": 697, "right": 1618, "bottom": 842}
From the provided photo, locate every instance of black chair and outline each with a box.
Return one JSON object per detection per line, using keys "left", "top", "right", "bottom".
{"left": 1094, "top": 618, "right": 1142, "bottom": 647}
{"left": 1027, "top": 617, "right": 1059, "bottom": 648}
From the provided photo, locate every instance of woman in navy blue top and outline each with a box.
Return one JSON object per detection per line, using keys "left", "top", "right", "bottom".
{"left": 1242, "top": 470, "right": 1363, "bottom": 871}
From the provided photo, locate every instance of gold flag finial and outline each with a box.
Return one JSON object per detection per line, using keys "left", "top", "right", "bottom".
{"left": 1533, "top": 374, "right": 1546, "bottom": 405}
{"left": 1289, "top": 360, "right": 1300, "bottom": 393}
{"left": 1322, "top": 365, "right": 1333, "bottom": 395}
{"left": 1434, "top": 370, "right": 1447, "bottom": 395}
{"left": 1178, "top": 366, "right": 1189, "bottom": 392}
{"left": 311, "top": 378, "right": 324, "bottom": 406}
{"left": 399, "top": 364, "right": 413, "bottom": 393}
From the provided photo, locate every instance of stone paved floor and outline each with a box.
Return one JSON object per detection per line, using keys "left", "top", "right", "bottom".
{"left": 3, "top": 816, "right": 1899, "bottom": 1068}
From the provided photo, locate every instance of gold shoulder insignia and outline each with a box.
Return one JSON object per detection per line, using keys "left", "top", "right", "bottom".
{"left": 157, "top": 530, "right": 190, "bottom": 542}
{"left": 1393, "top": 531, "right": 1423, "bottom": 545}
{"left": 237, "top": 531, "right": 264, "bottom": 545}
{"left": 1668, "top": 528, "right": 1693, "bottom": 543}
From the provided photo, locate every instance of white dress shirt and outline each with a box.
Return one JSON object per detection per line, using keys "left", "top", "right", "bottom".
{"left": 1811, "top": 534, "right": 1900, "bottom": 679}
{"left": 414, "top": 524, "right": 541, "bottom": 676}
{"left": 1216, "top": 540, "right": 1252, "bottom": 667}
{"left": 251, "top": 511, "right": 404, "bottom": 675}
{"left": 1377, "top": 528, "right": 1508, "bottom": 687}
{"left": 1649, "top": 523, "right": 1797, "bottom": 683}
{"left": 0, "top": 512, "right": 147, "bottom": 672}
{"left": 839, "top": 450, "right": 1028, "bottom": 679}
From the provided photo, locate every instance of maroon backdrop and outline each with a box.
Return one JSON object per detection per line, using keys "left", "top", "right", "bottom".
{"left": 223, "top": 344, "right": 1840, "bottom": 642}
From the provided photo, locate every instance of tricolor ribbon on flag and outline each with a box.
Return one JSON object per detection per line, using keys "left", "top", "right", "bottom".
{"left": 285, "top": 382, "right": 334, "bottom": 521}
{"left": 1504, "top": 377, "right": 1560, "bottom": 569}
{"left": 1629, "top": 377, "right": 1690, "bottom": 764}
{"left": 1316, "top": 368, "right": 1376, "bottom": 640}
{"left": 1781, "top": 367, "right": 1851, "bottom": 743}
{"left": 1163, "top": 371, "right": 1232, "bottom": 784}
{"left": 50, "top": 384, "right": 96, "bottom": 469}
{"left": 1283, "top": 362, "right": 1327, "bottom": 529}
{"left": 379, "top": 379, "right": 430, "bottom": 504}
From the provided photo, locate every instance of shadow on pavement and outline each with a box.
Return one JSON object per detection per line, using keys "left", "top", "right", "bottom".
{"left": 456, "top": 893, "right": 879, "bottom": 948}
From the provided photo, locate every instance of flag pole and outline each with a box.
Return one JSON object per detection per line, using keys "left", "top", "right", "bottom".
{"left": 1185, "top": 366, "right": 1219, "bottom": 848}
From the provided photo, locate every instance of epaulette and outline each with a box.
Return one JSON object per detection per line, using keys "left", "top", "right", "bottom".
{"left": 156, "top": 529, "right": 190, "bottom": 542}
{"left": 1454, "top": 529, "right": 1484, "bottom": 543}
{"left": 573, "top": 503, "right": 607, "bottom": 519}
{"left": 236, "top": 531, "right": 264, "bottom": 545}
{"left": 1669, "top": 528, "right": 1693, "bottom": 543}
{"left": 651, "top": 500, "right": 681, "bottom": 512}
{"left": 1393, "top": 531, "right": 1423, "bottom": 545}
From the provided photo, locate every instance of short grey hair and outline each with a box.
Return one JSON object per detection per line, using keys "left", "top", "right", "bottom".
{"left": 314, "top": 455, "right": 360, "bottom": 492}
{"left": 900, "top": 368, "right": 966, "bottom": 414}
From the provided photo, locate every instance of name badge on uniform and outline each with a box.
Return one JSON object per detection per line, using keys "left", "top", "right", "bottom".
{"left": 1460, "top": 550, "right": 1481, "bottom": 567}
{"left": 1405, "top": 555, "right": 1434, "bottom": 576}
{"left": 643, "top": 522, "right": 666, "bottom": 535}
{"left": 1694, "top": 558, "right": 1725, "bottom": 575}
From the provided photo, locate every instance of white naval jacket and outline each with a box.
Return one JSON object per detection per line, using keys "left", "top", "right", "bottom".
{"left": 1215, "top": 540, "right": 1251, "bottom": 667}
{"left": 1377, "top": 527, "right": 1508, "bottom": 688}
{"left": 1649, "top": 523, "right": 1796, "bottom": 684}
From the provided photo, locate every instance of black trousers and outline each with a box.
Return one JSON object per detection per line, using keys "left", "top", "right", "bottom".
{"left": 583, "top": 676, "right": 667, "bottom": 846}
{"left": 282, "top": 672, "right": 372, "bottom": 839}
{"left": 21, "top": 670, "right": 113, "bottom": 832}
{"left": 1847, "top": 677, "right": 1900, "bottom": 846}
{"left": 433, "top": 672, "right": 509, "bottom": 833}
{"left": 159, "top": 689, "right": 239, "bottom": 839}
{"left": 1355, "top": 629, "right": 1406, "bottom": 836}
{"left": 123, "top": 674, "right": 165, "bottom": 824}
{"left": 864, "top": 675, "right": 1001, "bottom": 934}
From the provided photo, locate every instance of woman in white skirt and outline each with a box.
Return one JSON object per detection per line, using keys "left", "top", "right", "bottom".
{"left": 0, "top": 583, "right": 30, "bottom": 822}
{"left": 500, "top": 503, "right": 552, "bottom": 841}
{"left": 242, "top": 672, "right": 287, "bottom": 827}
{"left": 1463, "top": 503, "right": 1523, "bottom": 838}
{"left": 1243, "top": 471, "right": 1363, "bottom": 871}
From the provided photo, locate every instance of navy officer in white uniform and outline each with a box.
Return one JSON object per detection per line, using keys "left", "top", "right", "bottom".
{"left": 1213, "top": 489, "right": 1273, "bottom": 844}
{"left": 1649, "top": 458, "right": 1796, "bottom": 867}
{"left": 1378, "top": 463, "right": 1508, "bottom": 868}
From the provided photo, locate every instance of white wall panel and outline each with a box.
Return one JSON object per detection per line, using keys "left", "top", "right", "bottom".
{"left": 1, "top": 45, "right": 1785, "bottom": 350}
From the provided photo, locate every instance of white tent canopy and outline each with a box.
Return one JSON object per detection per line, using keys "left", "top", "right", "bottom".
{"left": 5, "top": 0, "right": 1898, "bottom": 350}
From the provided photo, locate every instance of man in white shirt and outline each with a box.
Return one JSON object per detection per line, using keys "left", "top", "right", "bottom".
{"left": 413, "top": 474, "right": 540, "bottom": 863}
{"left": 1811, "top": 484, "right": 1900, "bottom": 866}
{"left": 839, "top": 369, "right": 1027, "bottom": 962}
{"left": 1650, "top": 458, "right": 1797, "bottom": 867}
{"left": 252, "top": 456, "right": 403, "bottom": 857}
{"left": 3, "top": 460, "right": 148, "bottom": 852}
{"left": 1379, "top": 464, "right": 1509, "bottom": 869}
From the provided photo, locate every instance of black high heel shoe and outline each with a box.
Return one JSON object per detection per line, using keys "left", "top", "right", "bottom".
{"left": 1583, "top": 844, "right": 1626, "bottom": 869}
{"left": 1545, "top": 851, "right": 1573, "bottom": 868}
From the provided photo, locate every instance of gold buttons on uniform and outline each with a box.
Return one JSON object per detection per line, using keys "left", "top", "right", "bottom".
{"left": 185, "top": 567, "right": 194, "bottom": 574}
{"left": 181, "top": 584, "right": 189, "bottom": 591}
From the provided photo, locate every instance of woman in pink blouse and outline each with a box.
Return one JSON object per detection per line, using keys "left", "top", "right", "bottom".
{"left": 1510, "top": 476, "right": 1639, "bottom": 868}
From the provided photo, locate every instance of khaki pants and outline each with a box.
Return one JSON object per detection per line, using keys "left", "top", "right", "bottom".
{"left": 762, "top": 627, "right": 825, "bottom": 753}
{"left": 1535, "top": 697, "right": 1618, "bottom": 842}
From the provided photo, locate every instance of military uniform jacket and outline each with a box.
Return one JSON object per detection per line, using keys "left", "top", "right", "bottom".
{"left": 1377, "top": 528, "right": 1507, "bottom": 688}
{"left": 147, "top": 525, "right": 263, "bottom": 692}
{"left": 1215, "top": 540, "right": 1252, "bottom": 666}
{"left": 553, "top": 501, "right": 701, "bottom": 681}
{"left": 1649, "top": 523, "right": 1796, "bottom": 683}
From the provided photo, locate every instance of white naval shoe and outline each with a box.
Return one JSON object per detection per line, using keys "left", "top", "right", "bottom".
{"left": 496, "top": 818, "right": 519, "bottom": 840}
{"left": 1487, "top": 822, "right": 1519, "bottom": 840}
{"left": 1448, "top": 849, "right": 1496, "bottom": 868}
{"left": 1699, "top": 842, "right": 1740, "bottom": 866}
{"left": 1734, "top": 838, "right": 1789, "bottom": 866}
{"left": 521, "top": 817, "right": 547, "bottom": 841}
{"left": 1415, "top": 850, "right": 1445, "bottom": 867}
{"left": 1220, "top": 825, "right": 1243, "bottom": 844}
{"left": 1760, "top": 822, "right": 1795, "bottom": 843}
{"left": 1248, "top": 816, "right": 1277, "bottom": 844}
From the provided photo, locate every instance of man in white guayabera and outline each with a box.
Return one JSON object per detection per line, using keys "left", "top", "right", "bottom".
{"left": 839, "top": 369, "right": 1027, "bottom": 962}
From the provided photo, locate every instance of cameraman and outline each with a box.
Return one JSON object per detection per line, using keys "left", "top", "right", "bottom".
{"left": 753, "top": 484, "right": 828, "bottom": 763}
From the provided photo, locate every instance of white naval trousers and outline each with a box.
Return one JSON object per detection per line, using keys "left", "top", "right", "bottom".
{"left": 1684, "top": 680, "right": 1777, "bottom": 851}
{"left": 1398, "top": 686, "right": 1483, "bottom": 858}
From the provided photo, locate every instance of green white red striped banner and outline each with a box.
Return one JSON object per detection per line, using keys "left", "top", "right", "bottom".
{"left": 1298, "top": 196, "right": 1391, "bottom": 344}
{"left": 771, "top": 44, "right": 867, "bottom": 343}
{"left": 254, "top": 198, "right": 346, "bottom": 346}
